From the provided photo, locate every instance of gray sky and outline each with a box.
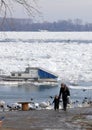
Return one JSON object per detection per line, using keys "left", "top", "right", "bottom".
{"left": 10, "top": 0, "right": 92, "bottom": 22}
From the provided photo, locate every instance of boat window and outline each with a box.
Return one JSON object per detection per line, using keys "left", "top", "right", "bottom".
{"left": 25, "top": 68, "right": 29, "bottom": 73}
{"left": 11, "top": 73, "right": 15, "bottom": 76}
{"left": 18, "top": 73, "right": 21, "bottom": 76}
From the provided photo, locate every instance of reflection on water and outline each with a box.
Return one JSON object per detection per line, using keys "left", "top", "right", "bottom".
{"left": 0, "top": 84, "right": 92, "bottom": 105}
{"left": 0, "top": 84, "right": 59, "bottom": 104}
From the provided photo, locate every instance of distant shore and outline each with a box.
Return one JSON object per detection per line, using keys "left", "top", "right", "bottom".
{"left": 0, "top": 107, "right": 92, "bottom": 130}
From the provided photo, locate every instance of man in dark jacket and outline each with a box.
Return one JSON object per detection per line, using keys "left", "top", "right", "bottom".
{"left": 59, "top": 83, "right": 70, "bottom": 111}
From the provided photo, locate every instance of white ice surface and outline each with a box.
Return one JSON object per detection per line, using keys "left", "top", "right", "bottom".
{"left": 0, "top": 32, "right": 92, "bottom": 86}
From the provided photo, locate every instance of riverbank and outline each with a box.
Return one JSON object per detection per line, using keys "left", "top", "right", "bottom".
{"left": 0, "top": 107, "right": 92, "bottom": 130}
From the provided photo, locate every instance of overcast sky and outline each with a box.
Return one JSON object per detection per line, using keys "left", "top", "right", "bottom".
{"left": 11, "top": 0, "right": 92, "bottom": 23}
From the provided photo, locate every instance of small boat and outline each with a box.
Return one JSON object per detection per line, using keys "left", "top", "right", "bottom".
{"left": 0, "top": 67, "right": 58, "bottom": 86}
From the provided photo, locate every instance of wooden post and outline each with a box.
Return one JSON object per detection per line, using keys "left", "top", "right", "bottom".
{"left": 22, "top": 103, "right": 29, "bottom": 111}
{"left": 18, "top": 102, "right": 32, "bottom": 111}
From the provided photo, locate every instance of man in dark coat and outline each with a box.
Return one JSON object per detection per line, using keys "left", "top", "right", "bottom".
{"left": 59, "top": 83, "right": 70, "bottom": 111}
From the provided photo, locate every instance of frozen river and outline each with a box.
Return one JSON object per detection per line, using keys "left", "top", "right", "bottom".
{"left": 0, "top": 32, "right": 92, "bottom": 104}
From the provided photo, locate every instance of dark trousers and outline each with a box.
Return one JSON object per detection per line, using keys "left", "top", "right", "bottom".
{"left": 63, "top": 100, "right": 67, "bottom": 110}
{"left": 62, "top": 97, "right": 68, "bottom": 111}
{"left": 54, "top": 104, "right": 59, "bottom": 110}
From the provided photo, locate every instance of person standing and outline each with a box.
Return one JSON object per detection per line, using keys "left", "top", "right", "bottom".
{"left": 59, "top": 83, "right": 70, "bottom": 111}
{"left": 53, "top": 95, "right": 60, "bottom": 111}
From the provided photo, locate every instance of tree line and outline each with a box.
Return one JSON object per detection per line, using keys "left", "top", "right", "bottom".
{"left": 0, "top": 18, "right": 92, "bottom": 31}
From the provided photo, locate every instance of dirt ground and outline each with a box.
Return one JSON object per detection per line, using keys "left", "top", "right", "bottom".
{"left": 0, "top": 107, "right": 92, "bottom": 130}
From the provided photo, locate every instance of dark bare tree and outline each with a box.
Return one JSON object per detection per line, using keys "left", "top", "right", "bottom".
{"left": 0, "top": 0, "right": 40, "bottom": 29}
{"left": 0, "top": 0, "right": 39, "bottom": 17}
